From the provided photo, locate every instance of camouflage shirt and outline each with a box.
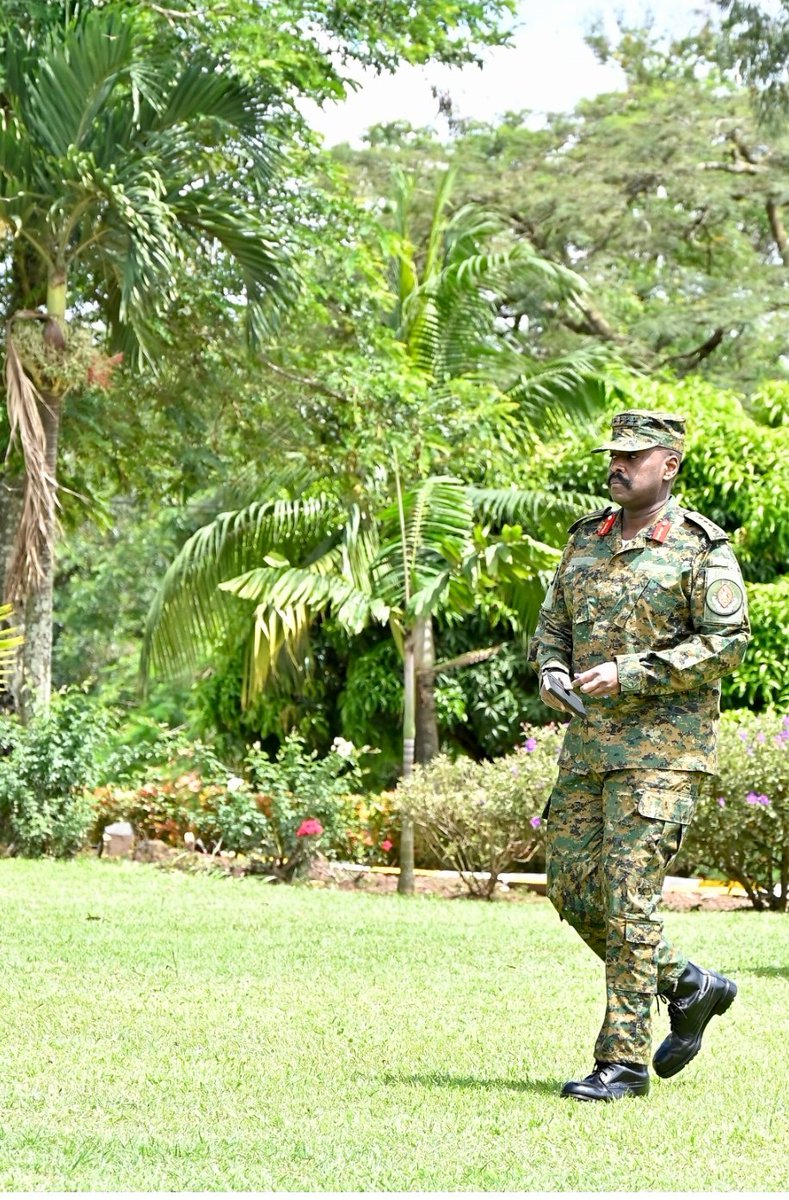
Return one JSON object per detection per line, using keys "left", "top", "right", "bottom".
{"left": 532, "top": 496, "right": 750, "bottom": 774}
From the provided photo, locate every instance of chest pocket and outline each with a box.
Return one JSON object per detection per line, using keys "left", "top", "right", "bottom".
{"left": 610, "top": 576, "right": 689, "bottom": 642}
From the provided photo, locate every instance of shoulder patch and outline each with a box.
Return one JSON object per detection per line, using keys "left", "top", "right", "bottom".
{"left": 681, "top": 508, "right": 729, "bottom": 545}
{"left": 568, "top": 506, "right": 614, "bottom": 534}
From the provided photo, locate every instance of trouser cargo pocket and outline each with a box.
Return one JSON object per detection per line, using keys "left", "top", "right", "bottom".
{"left": 635, "top": 787, "right": 696, "bottom": 824}
{"left": 608, "top": 918, "right": 662, "bottom": 995}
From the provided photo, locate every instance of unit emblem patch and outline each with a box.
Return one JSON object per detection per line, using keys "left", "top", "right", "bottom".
{"left": 705, "top": 577, "right": 744, "bottom": 618}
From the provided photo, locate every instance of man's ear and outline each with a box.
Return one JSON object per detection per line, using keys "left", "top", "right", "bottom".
{"left": 663, "top": 452, "right": 681, "bottom": 482}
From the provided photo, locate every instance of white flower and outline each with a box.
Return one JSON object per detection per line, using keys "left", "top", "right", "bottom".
{"left": 331, "top": 736, "right": 355, "bottom": 759}
{"left": 227, "top": 775, "right": 244, "bottom": 792}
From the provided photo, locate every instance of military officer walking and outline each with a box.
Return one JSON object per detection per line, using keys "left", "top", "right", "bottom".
{"left": 532, "top": 410, "right": 750, "bottom": 1101}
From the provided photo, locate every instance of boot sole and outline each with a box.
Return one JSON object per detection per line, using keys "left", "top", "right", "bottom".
{"left": 563, "top": 1086, "right": 649, "bottom": 1102}
{"left": 653, "top": 979, "right": 738, "bottom": 1079}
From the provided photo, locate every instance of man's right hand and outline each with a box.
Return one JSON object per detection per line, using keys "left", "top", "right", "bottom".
{"left": 540, "top": 669, "right": 574, "bottom": 712}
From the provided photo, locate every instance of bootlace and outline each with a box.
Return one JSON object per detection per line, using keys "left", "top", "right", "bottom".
{"left": 656, "top": 990, "right": 688, "bottom": 1029}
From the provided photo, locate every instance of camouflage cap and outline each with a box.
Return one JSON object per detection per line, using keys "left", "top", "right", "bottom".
{"left": 592, "top": 409, "right": 686, "bottom": 456}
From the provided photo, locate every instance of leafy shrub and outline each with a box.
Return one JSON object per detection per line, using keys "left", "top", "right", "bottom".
{"left": 92, "top": 770, "right": 236, "bottom": 848}
{"left": 680, "top": 710, "right": 789, "bottom": 910}
{"left": 92, "top": 731, "right": 391, "bottom": 877}
{"left": 243, "top": 733, "right": 373, "bottom": 879}
{"left": 722, "top": 576, "right": 789, "bottom": 711}
{"left": 0, "top": 689, "right": 110, "bottom": 857}
{"left": 331, "top": 790, "right": 399, "bottom": 866}
{"left": 395, "top": 723, "right": 562, "bottom": 898}
{"left": 96, "top": 717, "right": 222, "bottom": 788}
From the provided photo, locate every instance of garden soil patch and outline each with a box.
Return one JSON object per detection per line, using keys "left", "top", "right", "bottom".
{"left": 123, "top": 842, "right": 752, "bottom": 909}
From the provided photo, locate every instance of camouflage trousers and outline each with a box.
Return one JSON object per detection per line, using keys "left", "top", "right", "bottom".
{"left": 545, "top": 767, "right": 703, "bottom": 1066}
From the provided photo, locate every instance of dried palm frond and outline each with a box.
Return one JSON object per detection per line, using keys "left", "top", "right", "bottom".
{"left": 4, "top": 314, "right": 59, "bottom": 601}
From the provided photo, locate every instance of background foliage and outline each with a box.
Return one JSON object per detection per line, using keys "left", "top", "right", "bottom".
{"left": 0, "top": 5, "right": 785, "bottom": 886}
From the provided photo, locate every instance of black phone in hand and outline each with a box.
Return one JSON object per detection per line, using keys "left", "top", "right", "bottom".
{"left": 544, "top": 673, "right": 587, "bottom": 718}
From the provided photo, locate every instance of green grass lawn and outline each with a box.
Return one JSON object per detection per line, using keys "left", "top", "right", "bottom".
{"left": 0, "top": 859, "right": 786, "bottom": 1191}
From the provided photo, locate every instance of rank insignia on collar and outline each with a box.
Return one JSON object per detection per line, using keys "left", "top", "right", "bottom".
{"left": 596, "top": 512, "right": 618, "bottom": 536}
{"left": 650, "top": 518, "right": 672, "bottom": 543}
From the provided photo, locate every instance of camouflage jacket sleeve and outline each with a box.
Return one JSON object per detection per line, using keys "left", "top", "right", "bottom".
{"left": 531, "top": 545, "right": 574, "bottom": 679}
{"left": 615, "top": 541, "right": 750, "bottom": 695}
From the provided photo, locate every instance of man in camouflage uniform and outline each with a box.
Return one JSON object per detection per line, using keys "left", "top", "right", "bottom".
{"left": 532, "top": 410, "right": 749, "bottom": 1102}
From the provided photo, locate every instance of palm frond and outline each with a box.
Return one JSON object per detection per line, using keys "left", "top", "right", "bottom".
{"left": 20, "top": 8, "right": 137, "bottom": 157}
{"left": 0, "top": 602, "right": 24, "bottom": 684}
{"left": 221, "top": 528, "right": 388, "bottom": 698}
{"left": 141, "top": 495, "right": 341, "bottom": 685}
{"left": 470, "top": 486, "right": 610, "bottom": 544}
{"left": 375, "top": 477, "right": 474, "bottom": 611}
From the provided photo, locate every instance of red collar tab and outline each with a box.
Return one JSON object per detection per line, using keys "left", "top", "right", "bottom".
{"left": 650, "top": 518, "right": 672, "bottom": 543}
{"left": 596, "top": 512, "right": 618, "bottom": 536}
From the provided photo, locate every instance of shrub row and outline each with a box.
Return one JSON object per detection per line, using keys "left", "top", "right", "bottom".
{"left": 0, "top": 693, "right": 787, "bottom": 910}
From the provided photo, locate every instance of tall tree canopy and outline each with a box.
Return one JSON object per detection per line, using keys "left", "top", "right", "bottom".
{"left": 338, "top": 28, "right": 789, "bottom": 388}
{"left": 0, "top": 0, "right": 518, "bottom": 715}
{"left": 716, "top": 0, "right": 789, "bottom": 120}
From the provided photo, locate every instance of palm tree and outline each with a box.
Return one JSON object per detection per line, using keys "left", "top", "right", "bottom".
{"left": 141, "top": 473, "right": 602, "bottom": 891}
{"left": 0, "top": 5, "right": 292, "bottom": 714}
{"left": 142, "top": 172, "right": 616, "bottom": 890}
{"left": 380, "top": 167, "right": 613, "bottom": 762}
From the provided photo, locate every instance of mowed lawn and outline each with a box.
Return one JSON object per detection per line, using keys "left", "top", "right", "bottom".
{"left": 0, "top": 859, "right": 786, "bottom": 1192}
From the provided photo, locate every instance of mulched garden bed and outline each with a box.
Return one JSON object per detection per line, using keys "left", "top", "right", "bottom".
{"left": 126, "top": 840, "right": 752, "bottom": 910}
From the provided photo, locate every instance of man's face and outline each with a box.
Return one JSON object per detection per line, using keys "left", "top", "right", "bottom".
{"left": 607, "top": 446, "right": 678, "bottom": 507}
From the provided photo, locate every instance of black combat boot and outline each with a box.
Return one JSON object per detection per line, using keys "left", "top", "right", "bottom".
{"left": 653, "top": 962, "right": 737, "bottom": 1079}
{"left": 561, "top": 1061, "right": 650, "bottom": 1102}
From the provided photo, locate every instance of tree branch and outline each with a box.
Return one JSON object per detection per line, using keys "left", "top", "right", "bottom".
{"left": 567, "top": 296, "right": 624, "bottom": 343}
{"left": 259, "top": 358, "right": 346, "bottom": 403}
{"left": 418, "top": 643, "right": 504, "bottom": 678}
{"left": 698, "top": 160, "right": 764, "bottom": 175}
{"left": 659, "top": 327, "right": 725, "bottom": 373}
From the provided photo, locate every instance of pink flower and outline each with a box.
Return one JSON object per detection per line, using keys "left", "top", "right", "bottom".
{"left": 296, "top": 818, "right": 323, "bottom": 838}
{"left": 380, "top": 838, "right": 393, "bottom": 852}
{"left": 525, "top": 738, "right": 538, "bottom": 752}
{"left": 757, "top": 732, "right": 766, "bottom": 744}
{"left": 716, "top": 797, "right": 726, "bottom": 807}
{"left": 529, "top": 816, "right": 542, "bottom": 829}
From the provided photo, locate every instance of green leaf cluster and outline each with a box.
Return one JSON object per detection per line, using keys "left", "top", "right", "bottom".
{"left": 394, "top": 722, "right": 562, "bottom": 897}
{"left": 680, "top": 708, "right": 789, "bottom": 910}
{"left": 0, "top": 687, "right": 110, "bottom": 857}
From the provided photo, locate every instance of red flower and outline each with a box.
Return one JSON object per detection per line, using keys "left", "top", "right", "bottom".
{"left": 296, "top": 818, "right": 323, "bottom": 838}
{"left": 380, "top": 838, "right": 393, "bottom": 852}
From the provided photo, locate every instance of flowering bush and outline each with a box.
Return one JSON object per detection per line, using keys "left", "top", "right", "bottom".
{"left": 240, "top": 733, "right": 376, "bottom": 879}
{"left": 332, "top": 790, "right": 398, "bottom": 866}
{"left": 394, "top": 723, "right": 563, "bottom": 898}
{"left": 92, "top": 732, "right": 389, "bottom": 879}
{"left": 680, "top": 710, "right": 789, "bottom": 910}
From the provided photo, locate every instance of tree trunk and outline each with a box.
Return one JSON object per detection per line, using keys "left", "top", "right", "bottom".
{"left": 766, "top": 199, "right": 789, "bottom": 268}
{"left": 19, "top": 389, "right": 60, "bottom": 720}
{"left": 397, "top": 625, "right": 416, "bottom": 895}
{"left": 0, "top": 475, "right": 24, "bottom": 711}
{"left": 414, "top": 613, "right": 439, "bottom": 763}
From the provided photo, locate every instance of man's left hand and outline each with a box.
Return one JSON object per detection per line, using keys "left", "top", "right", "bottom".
{"left": 573, "top": 662, "right": 620, "bottom": 697}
